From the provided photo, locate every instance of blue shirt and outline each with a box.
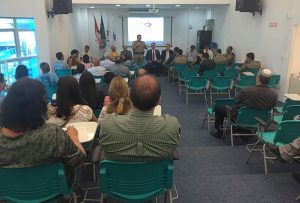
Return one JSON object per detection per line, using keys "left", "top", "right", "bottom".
{"left": 37, "top": 72, "right": 59, "bottom": 86}
{"left": 53, "top": 60, "right": 70, "bottom": 70}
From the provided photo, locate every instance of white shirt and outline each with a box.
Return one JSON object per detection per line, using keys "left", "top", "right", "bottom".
{"left": 87, "top": 66, "right": 106, "bottom": 76}
{"left": 204, "top": 49, "right": 214, "bottom": 60}
{"left": 100, "top": 59, "right": 115, "bottom": 69}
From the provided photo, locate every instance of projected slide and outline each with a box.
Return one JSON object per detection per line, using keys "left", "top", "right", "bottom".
{"left": 128, "top": 17, "right": 164, "bottom": 46}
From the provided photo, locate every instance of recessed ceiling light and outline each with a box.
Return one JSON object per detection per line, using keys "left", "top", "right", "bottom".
{"left": 115, "top": 4, "right": 121, "bottom": 7}
{"left": 146, "top": 4, "right": 151, "bottom": 7}
{"left": 89, "top": 6, "right": 95, "bottom": 8}
{"left": 175, "top": 5, "right": 181, "bottom": 7}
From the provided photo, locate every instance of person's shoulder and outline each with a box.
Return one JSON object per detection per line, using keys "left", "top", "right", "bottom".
{"left": 155, "top": 114, "right": 180, "bottom": 127}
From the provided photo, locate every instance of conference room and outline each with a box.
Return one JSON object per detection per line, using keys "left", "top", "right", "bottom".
{"left": 1, "top": 0, "right": 300, "bottom": 202}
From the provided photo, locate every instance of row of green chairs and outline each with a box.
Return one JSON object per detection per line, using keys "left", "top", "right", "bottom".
{"left": 0, "top": 159, "right": 174, "bottom": 203}
{"left": 56, "top": 69, "right": 72, "bottom": 77}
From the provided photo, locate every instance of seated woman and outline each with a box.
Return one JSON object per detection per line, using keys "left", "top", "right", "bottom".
{"left": 98, "top": 76, "right": 132, "bottom": 125}
{"left": 0, "top": 78, "right": 86, "bottom": 183}
{"left": 47, "top": 76, "right": 97, "bottom": 126}
{"left": 15, "top": 64, "right": 28, "bottom": 81}
{"left": 82, "top": 54, "right": 93, "bottom": 69}
{"left": 79, "top": 71, "right": 104, "bottom": 111}
{"left": 0, "top": 73, "right": 8, "bottom": 92}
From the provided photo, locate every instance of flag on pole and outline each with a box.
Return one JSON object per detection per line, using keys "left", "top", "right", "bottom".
{"left": 93, "top": 14, "right": 102, "bottom": 48}
{"left": 100, "top": 14, "right": 107, "bottom": 48}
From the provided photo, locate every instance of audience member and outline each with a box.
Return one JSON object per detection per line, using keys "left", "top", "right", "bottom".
{"left": 98, "top": 76, "right": 132, "bottom": 124}
{"left": 79, "top": 71, "right": 104, "bottom": 111}
{"left": 172, "top": 48, "right": 188, "bottom": 65}
{"left": 36, "top": 62, "right": 59, "bottom": 86}
{"left": 87, "top": 64, "right": 106, "bottom": 77}
{"left": 132, "top": 34, "right": 148, "bottom": 64}
{"left": 82, "top": 54, "right": 93, "bottom": 69}
{"left": 70, "top": 49, "right": 81, "bottom": 66}
{"left": 198, "top": 53, "right": 216, "bottom": 76}
{"left": 204, "top": 45, "right": 214, "bottom": 60}
{"left": 223, "top": 46, "right": 235, "bottom": 66}
{"left": 74, "top": 64, "right": 85, "bottom": 82}
{"left": 0, "top": 78, "right": 86, "bottom": 184}
{"left": 82, "top": 45, "right": 93, "bottom": 59}
{"left": 120, "top": 45, "right": 132, "bottom": 62}
{"left": 107, "top": 45, "right": 120, "bottom": 62}
{"left": 99, "top": 72, "right": 115, "bottom": 96}
{"left": 186, "top": 45, "right": 198, "bottom": 64}
{"left": 212, "top": 69, "right": 278, "bottom": 138}
{"left": 109, "top": 56, "right": 131, "bottom": 77}
{"left": 100, "top": 75, "right": 180, "bottom": 161}
{"left": 67, "top": 56, "right": 74, "bottom": 68}
{"left": 241, "top": 52, "right": 261, "bottom": 71}
{"left": 213, "top": 49, "right": 227, "bottom": 64}
{"left": 189, "top": 49, "right": 204, "bottom": 68}
{"left": 47, "top": 76, "right": 97, "bottom": 126}
{"left": 100, "top": 54, "right": 115, "bottom": 69}
{"left": 53, "top": 52, "right": 70, "bottom": 70}
{"left": 0, "top": 73, "right": 8, "bottom": 92}
{"left": 136, "top": 68, "right": 147, "bottom": 77}
{"left": 161, "top": 43, "right": 174, "bottom": 73}
{"left": 145, "top": 42, "right": 161, "bottom": 76}
{"left": 15, "top": 64, "right": 28, "bottom": 80}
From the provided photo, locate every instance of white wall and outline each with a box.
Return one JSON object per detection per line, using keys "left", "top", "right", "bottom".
{"left": 0, "top": 0, "right": 51, "bottom": 64}
{"left": 212, "top": 0, "right": 300, "bottom": 100}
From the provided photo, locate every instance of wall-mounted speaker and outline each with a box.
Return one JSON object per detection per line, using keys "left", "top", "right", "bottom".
{"left": 53, "top": 0, "right": 73, "bottom": 14}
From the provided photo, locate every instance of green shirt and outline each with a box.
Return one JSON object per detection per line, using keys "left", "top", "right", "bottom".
{"left": 100, "top": 109, "right": 180, "bottom": 161}
{"left": 0, "top": 123, "right": 86, "bottom": 168}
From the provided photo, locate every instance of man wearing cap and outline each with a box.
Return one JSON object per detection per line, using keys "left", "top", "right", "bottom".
{"left": 212, "top": 68, "right": 278, "bottom": 138}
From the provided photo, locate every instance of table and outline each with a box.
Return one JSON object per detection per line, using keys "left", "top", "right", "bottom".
{"left": 95, "top": 78, "right": 101, "bottom": 84}
{"left": 284, "top": 94, "right": 300, "bottom": 101}
{"left": 154, "top": 105, "right": 161, "bottom": 116}
{"left": 130, "top": 71, "right": 135, "bottom": 75}
{"left": 65, "top": 122, "right": 98, "bottom": 143}
{"left": 242, "top": 72, "right": 254, "bottom": 76}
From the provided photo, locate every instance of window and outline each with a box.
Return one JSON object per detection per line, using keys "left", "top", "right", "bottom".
{"left": 0, "top": 17, "right": 38, "bottom": 84}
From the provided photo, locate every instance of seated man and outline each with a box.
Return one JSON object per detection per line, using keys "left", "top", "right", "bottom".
{"left": 36, "top": 62, "right": 59, "bottom": 86}
{"left": 212, "top": 69, "right": 278, "bottom": 138}
{"left": 53, "top": 52, "right": 70, "bottom": 71}
{"left": 107, "top": 45, "right": 120, "bottom": 62}
{"left": 109, "top": 56, "right": 131, "bottom": 77}
{"left": 223, "top": 46, "right": 235, "bottom": 67}
{"left": 186, "top": 45, "right": 198, "bottom": 65}
{"left": 120, "top": 45, "right": 132, "bottom": 63}
{"left": 100, "top": 75, "right": 180, "bottom": 161}
{"left": 100, "top": 54, "right": 115, "bottom": 69}
{"left": 145, "top": 42, "right": 161, "bottom": 76}
{"left": 204, "top": 45, "right": 214, "bottom": 60}
{"left": 213, "top": 49, "right": 227, "bottom": 64}
{"left": 198, "top": 53, "right": 216, "bottom": 76}
{"left": 241, "top": 52, "right": 261, "bottom": 72}
{"left": 161, "top": 43, "right": 174, "bottom": 73}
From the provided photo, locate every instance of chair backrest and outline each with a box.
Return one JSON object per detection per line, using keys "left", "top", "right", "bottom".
{"left": 212, "top": 98, "right": 235, "bottom": 113}
{"left": 45, "top": 85, "right": 57, "bottom": 99}
{"left": 267, "top": 74, "right": 280, "bottom": 88}
{"left": 212, "top": 76, "right": 232, "bottom": 89}
{"left": 0, "top": 163, "right": 73, "bottom": 203}
{"left": 273, "top": 121, "right": 300, "bottom": 145}
{"left": 216, "top": 64, "right": 227, "bottom": 74}
{"left": 224, "top": 68, "right": 240, "bottom": 79}
{"left": 282, "top": 98, "right": 300, "bottom": 112}
{"left": 182, "top": 70, "right": 197, "bottom": 80}
{"left": 188, "top": 76, "right": 208, "bottom": 88}
{"left": 203, "top": 69, "right": 218, "bottom": 81}
{"left": 236, "top": 107, "right": 271, "bottom": 128}
{"left": 238, "top": 75, "right": 256, "bottom": 87}
{"left": 99, "top": 159, "right": 173, "bottom": 202}
{"left": 56, "top": 69, "right": 72, "bottom": 77}
{"left": 174, "top": 64, "right": 188, "bottom": 74}
{"left": 247, "top": 68, "right": 259, "bottom": 76}
{"left": 282, "top": 105, "right": 300, "bottom": 121}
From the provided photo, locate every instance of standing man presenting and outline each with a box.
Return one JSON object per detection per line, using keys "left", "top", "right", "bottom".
{"left": 132, "top": 34, "right": 147, "bottom": 65}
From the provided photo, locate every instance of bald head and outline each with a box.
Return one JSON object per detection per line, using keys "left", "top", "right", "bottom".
{"left": 136, "top": 68, "right": 147, "bottom": 77}
{"left": 130, "top": 75, "right": 161, "bottom": 111}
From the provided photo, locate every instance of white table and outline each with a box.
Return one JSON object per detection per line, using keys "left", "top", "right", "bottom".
{"left": 154, "top": 105, "right": 161, "bottom": 116}
{"left": 284, "top": 94, "right": 300, "bottom": 101}
{"left": 130, "top": 71, "right": 135, "bottom": 75}
{"left": 95, "top": 78, "right": 101, "bottom": 84}
{"left": 242, "top": 72, "right": 254, "bottom": 76}
{"left": 66, "top": 122, "right": 98, "bottom": 143}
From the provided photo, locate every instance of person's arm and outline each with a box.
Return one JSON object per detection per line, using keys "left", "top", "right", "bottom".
{"left": 66, "top": 126, "right": 85, "bottom": 153}
{"left": 132, "top": 41, "right": 140, "bottom": 51}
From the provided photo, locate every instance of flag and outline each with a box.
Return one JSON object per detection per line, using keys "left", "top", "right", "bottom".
{"left": 100, "top": 14, "right": 107, "bottom": 48}
{"left": 93, "top": 14, "right": 102, "bottom": 48}
{"left": 107, "top": 13, "right": 116, "bottom": 46}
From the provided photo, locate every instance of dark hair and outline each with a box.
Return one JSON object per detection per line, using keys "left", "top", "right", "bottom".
{"left": 203, "top": 53, "right": 209, "bottom": 59}
{"left": 178, "top": 49, "right": 183, "bottom": 55}
{"left": 174, "top": 47, "right": 180, "bottom": 54}
{"left": 103, "top": 72, "right": 115, "bottom": 84}
{"left": 151, "top": 42, "right": 156, "bottom": 46}
{"left": 71, "top": 49, "right": 79, "bottom": 56}
{"left": 190, "top": 45, "right": 195, "bottom": 49}
{"left": 82, "top": 54, "right": 90, "bottom": 64}
{"left": 76, "top": 64, "right": 85, "bottom": 74}
{"left": 228, "top": 46, "right": 233, "bottom": 51}
{"left": 137, "top": 34, "right": 141, "bottom": 38}
{"left": 84, "top": 45, "right": 90, "bottom": 49}
{"left": 1, "top": 78, "right": 47, "bottom": 132}
{"left": 56, "top": 76, "right": 87, "bottom": 119}
{"left": 56, "top": 52, "right": 63, "bottom": 60}
{"left": 130, "top": 75, "right": 161, "bottom": 111}
{"left": 0, "top": 73, "right": 5, "bottom": 83}
{"left": 246, "top": 52, "right": 255, "bottom": 60}
{"left": 79, "top": 71, "right": 103, "bottom": 110}
{"left": 15, "top": 65, "right": 28, "bottom": 80}
{"left": 40, "top": 62, "right": 50, "bottom": 74}
{"left": 216, "top": 49, "right": 222, "bottom": 54}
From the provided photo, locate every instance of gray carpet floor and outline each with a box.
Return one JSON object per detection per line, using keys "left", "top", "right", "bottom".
{"left": 82, "top": 76, "right": 300, "bottom": 203}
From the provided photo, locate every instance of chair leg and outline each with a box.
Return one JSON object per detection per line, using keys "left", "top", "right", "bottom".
{"left": 263, "top": 144, "right": 268, "bottom": 175}
{"left": 164, "top": 190, "right": 173, "bottom": 203}
{"left": 245, "top": 140, "right": 260, "bottom": 164}
{"left": 186, "top": 91, "right": 189, "bottom": 106}
{"left": 230, "top": 125, "right": 234, "bottom": 146}
{"left": 201, "top": 114, "right": 207, "bottom": 129}
{"left": 209, "top": 90, "right": 212, "bottom": 106}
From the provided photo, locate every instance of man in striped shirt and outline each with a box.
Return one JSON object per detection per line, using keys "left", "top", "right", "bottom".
{"left": 100, "top": 75, "right": 180, "bottom": 161}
